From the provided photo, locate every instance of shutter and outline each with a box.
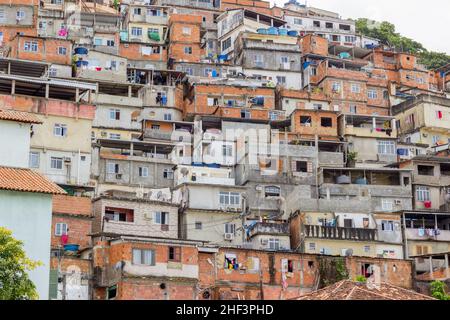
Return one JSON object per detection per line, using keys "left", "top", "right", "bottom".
{"left": 49, "top": 269, "right": 59, "bottom": 300}
{"left": 423, "top": 246, "right": 429, "bottom": 255}
{"left": 416, "top": 246, "right": 422, "bottom": 255}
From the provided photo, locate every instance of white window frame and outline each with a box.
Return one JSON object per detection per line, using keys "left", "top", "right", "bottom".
{"left": 131, "top": 27, "right": 143, "bottom": 37}
{"left": 24, "top": 41, "right": 38, "bottom": 52}
{"left": 224, "top": 223, "right": 236, "bottom": 235}
{"left": 368, "top": 89, "right": 378, "bottom": 99}
{"left": 55, "top": 223, "right": 68, "bottom": 236}
{"left": 377, "top": 140, "right": 395, "bottom": 155}
{"left": 138, "top": 167, "right": 149, "bottom": 177}
{"left": 268, "top": 238, "right": 280, "bottom": 250}
{"left": 29, "top": 152, "right": 40, "bottom": 168}
{"left": 381, "top": 199, "right": 393, "bottom": 211}
{"left": 381, "top": 220, "right": 394, "bottom": 232}
{"left": 219, "top": 192, "right": 241, "bottom": 208}
{"left": 57, "top": 46, "right": 66, "bottom": 55}
{"left": 132, "top": 249, "right": 155, "bottom": 266}
{"left": 53, "top": 123, "right": 67, "bottom": 137}
{"left": 184, "top": 46, "right": 192, "bottom": 54}
{"left": 351, "top": 83, "right": 361, "bottom": 93}
{"left": 182, "top": 27, "right": 191, "bottom": 35}
{"left": 109, "top": 133, "right": 121, "bottom": 140}
{"left": 107, "top": 163, "right": 119, "bottom": 174}
{"left": 416, "top": 186, "right": 430, "bottom": 202}
{"left": 163, "top": 168, "right": 173, "bottom": 179}
{"left": 109, "top": 108, "right": 121, "bottom": 121}
{"left": 222, "top": 144, "right": 233, "bottom": 157}
{"left": 50, "top": 157, "right": 63, "bottom": 170}
{"left": 154, "top": 211, "right": 169, "bottom": 225}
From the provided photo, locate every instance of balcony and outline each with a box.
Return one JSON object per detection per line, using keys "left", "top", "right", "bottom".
{"left": 340, "top": 115, "right": 397, "bottom": 139}
{"left": 174, "top": 165, "right": 235, "bottom": 186}
{"left": 143, "top": 129, "right": 173, "bottom": 141}
{"left": 304, "top": 225, "right": 377, "bottom": 241}
{"left": 405, "top": 228, "right": 450, "bottom": 242}
{"left": 248, "top": 222, "right": 289, "bottom": 238}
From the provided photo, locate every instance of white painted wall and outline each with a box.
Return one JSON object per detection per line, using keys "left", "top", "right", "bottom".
{"left": 0, "top": 120, "right": 31, "bottom": 168}
{"left": 0, "top": 190, "right": 53, "bottom": 300}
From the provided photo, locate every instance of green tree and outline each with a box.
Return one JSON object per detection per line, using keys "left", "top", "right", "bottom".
{"left": 430, "top": 280, "right": 450, "bottom": 300}
{"left": 0, "top": 227, "right": 41, "bottom": 300}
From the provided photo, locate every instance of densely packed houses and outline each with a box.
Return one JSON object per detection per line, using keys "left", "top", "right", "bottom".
{"left": 0, "top": 0, "right": 449, "bottom": 300}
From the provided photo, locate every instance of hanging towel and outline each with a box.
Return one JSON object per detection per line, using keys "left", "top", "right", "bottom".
{"left": 418, "top": 228, "right": 425, "bottom": 237}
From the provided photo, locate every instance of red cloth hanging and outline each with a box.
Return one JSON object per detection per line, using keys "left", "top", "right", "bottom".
{"left": 61, "top": 234, "right": 69, "bottom": 245}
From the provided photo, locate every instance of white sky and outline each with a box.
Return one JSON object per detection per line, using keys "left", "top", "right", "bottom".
{"left": 272, "top": 0, "right": 450, "bottom": 54}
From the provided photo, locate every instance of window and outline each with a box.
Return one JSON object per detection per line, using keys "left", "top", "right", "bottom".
{"left": 416, "top": 186, "right": 430, "bottom": 202}
{"left": 382, "top": 200, "right": 393, "bottom": 211}
{"left": 351, "top": 83, "right": 361, "bottom": 93}
{"left": 381, "top": 220, "right": 394, "bottom": 232}
{"left": 240, "top": 110, "right": 251, "bottom": 119}
{"left": 0, "top": 10, "right": 5, "bottom": 24}
{"left": 300, "top": 116, "right": 312, "bottom": 126}
{"left": 368, "top": 90, "right": 378, "bottom": 99}
{"left": 50, "top": 157, "right": 63, "bottom": 170}
{"left": 432, "top": 135, "right": 440, "bottom": 145}
{"left": 138, "top": 167, "right": 149, "bottom": 177}
{"left": 343, "top": 219, "right": 353, "bottom": 228}
{"left": 55, "top": 223, "right": 68, "bottom": 236}
{"left": 133, "top": 8, "right": 142, "bottom": 15}
{"left": 195, "top": 222, "right": 202, "bottom": 230}
{"left": 154, "top": 212, "right": 169, "bottom": 225}
{"left": 131, "top": 27, "right": 143, "bottom": 36}
{"left": 163, "top": 168, "right": 174, "bottom": 179}
{"left": 313, "top": 21, "right": 320, "bottom": 27}
{"left": 29, "top": 152, "right": 40, "bottom": 168}
{"left": 418, "top": 165, "right": 434, "bottom": 176}
{"left": 325, "top": 22, "right": 333, "bottom": 29}
{"left": 383, "top": 91, "right": 389, "bottom": 99}
{"left": 219, "top": 192, "right": 241, "bottom": 207}
{"left": 339, "top": 24, "right": 351, "bottom": 31}
{"left": 182, "top": 27, "right": 191, "bottom": 35}
{"left": 24, "top": 41, "right": 38, "bottom": 52}
{"left": 185, "top": 67, "right": 193, "bottom": 76}
{"left": 345, "top": 36, "right": 356, "bottom": 43}
{"left": 276, "top": 76, "right": 286, "bottom": 84}
{"left": 293, "top": 18, "right": 302, "bottom": 25}
{"left": 57, "top": 47, "right": 67, "bottom": 55}
{"left": 378, "top": 140, "right": 395, "bottom": 155}
{"left": 49, "top": 68, "right": 57, "bottom": 77}
{"left": 107, "top": 163, "right": 119, "bottom": 174}
{"left": 321, "top": 117, "right": 333, "bottom": 127}
{"left": 16, "top": 10, "right": 25, "bottom": 20}
{"left": 309, "top": 243, "right": 316, "bottom": 251}
{"left": 265, "top": 186, "right": 280, "bottom": 197}
{"left": 224, "top": 223, "right": 236, "bottom": 235}
{"left": 364, "top": 245, "right": 371, "bottom": 253}
{"left": 331, "top": 35, "right": 341, "bottom": 42}
{"left": 163, "top": 113, "right": 172, "bottom": 121}
{"left": 349, "top": 105, "right": 357, "bottom": 114}
{"left": 295, "top": 161, "right": 308, "bottom": 173}
{"left": 168, "top": 247, "right": 181, "bottom": 262}
{"left": 313, "top": 104, "right": 323, "bottom": 110}
{"left": 222, "top": 144, "right": 232, "bottom": 157}
{"left": 254, "top": 54, "right": 264, "bottom": 67}
{"left": 184, "top": 46, "right": 192, "bottom": 54}
{"left": 105, "top": 207, "right": 133, "bottom": 222}
{"left": 332, "top": 82, "right": 341, "bottom": 92}
{"left": 109, "top": 133, "right": 121, "bottom": 140}
{"left": 109, "top": 109, "right": 120, "bottom": 120}
{"left": 269, "top": 111, "right": 278, "bottom": 121}
{"left": 53, "top": 124, "right": 67, "bottom": 137}
{"left": 268, "top": 238, "right": 280, "bottom": 250}
{"left": 221, "top": 37, "right": 231, "bottom": 51}
{"left": 106, "top": 40, "right": 115, "bottom": 47}
{"left": 94, "top": 38, "right": 103, "bottom": 46}
{"left": 132, "top": 249, "right": 155, "bottom": 266}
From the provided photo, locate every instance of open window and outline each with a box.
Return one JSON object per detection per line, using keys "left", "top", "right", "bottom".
{"left": 361, "top": 263, "right": 374, "bottom": 278}
{"left": 294, "top": 161, "right": 308, "bottom": 173}
{"left": 321, "top": 117, "right": 333, "bottom": 127}
{"left": 105, "top": 207, "right": 134, "bottom": 223}
{"left": 300, "top": 116, "right": 312, "bottom": 127}
{"left": 265, "top": 186, "right": 280, "bottom": 197}
{"left": 418, "top": 165, "right": 434, "bottom": 176}
{"left": 168, "top": 246, "right": 181, "bottom": 262}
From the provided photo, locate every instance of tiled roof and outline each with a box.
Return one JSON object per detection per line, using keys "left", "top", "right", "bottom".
{"left": 293, "top": 280, "right": 434, "bottom": 300}
{"left": 0, "top": 109, "right": 42, "bottom": 124}
{"left": 0, "top": 167, "right": 66, "bottom": 195}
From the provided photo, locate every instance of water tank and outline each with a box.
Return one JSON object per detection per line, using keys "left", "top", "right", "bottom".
{"left": 336, "top": 175, "right": 351, "bottom": 184}
{"left": 355, "top": 178, "right": 368, "bottom": 185}
{"left": 74, "top": 47, "right": 88, "bottom": 55}
{"left": 287, "top": 30, "right": 298, "bottom": 37}
{"left": 278, "top": 28, "right": 288, "bottom": 36}
{"left": 257, "top": 28, "right": 268, "bottom": 35}
{"left": 267, "top": 27, "right": 279, "bottom": 35}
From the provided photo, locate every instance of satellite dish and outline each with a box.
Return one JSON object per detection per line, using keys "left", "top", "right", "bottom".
{"left": 180, "top": 167, "right": 189, "bottom": 176}
{"left": 345, "top": 249, "right": 354, "bottom": 257}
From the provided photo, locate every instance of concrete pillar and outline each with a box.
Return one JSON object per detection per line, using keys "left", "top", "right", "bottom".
{"left": 45, "top": 84, "right": 49, "bottom": 99}
{"left": 75, "top": 87, "right": 80, "bottom": 102}
{"left": 429, "top": 256, "right": 434, "bottom": 280}
{"left": 372, "top": 117, "right": 376, "bottom": 130}
{"left": 445, "top": 254, "right": 449, "bottom": 279}
{"left": 11, "top": 80, "right": 15, "bottom": 95}
{"left": 128, "top": 85, "right": 132, "bottom": 98}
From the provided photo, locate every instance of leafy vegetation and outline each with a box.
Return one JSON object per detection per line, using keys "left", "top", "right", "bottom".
{"left": 355, "top": 18, "right": 450, "bottom": 70}
{"left": 319, "top": 257, "right": 349, "bottom": 287}
{"left": 0, "top": 227, "right": 41, "bottom": 300}
{"left": 355, "top": 275, "right": 367, "bottom": 283}
{"left": 430, "top": 280, "right": 450, "bottom": 300}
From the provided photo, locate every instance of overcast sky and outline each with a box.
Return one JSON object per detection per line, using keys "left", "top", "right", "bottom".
{"left": 273, "top": 0, "right": 450, "bottom": 54}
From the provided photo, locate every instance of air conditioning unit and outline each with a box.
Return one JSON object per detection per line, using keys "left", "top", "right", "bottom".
{"left": 255, "top": 185, "right": 263, "bottom": 192}
{"left": 395, "top": 200, "right": 402, "bottom": 205}
{"left": 143, "top": 213, "right": 152, "bottom": 221}
{"left": 260, "top": 239, "right": 268, "bottom": 245}
{"left": 224, "top": 233, "right": 234, "bottom": 241}
{"left": 64, "top": 157, "right": 71, "bottom": 162}
{"left": 115, "top": 173, "right": 122, "bottom": 179}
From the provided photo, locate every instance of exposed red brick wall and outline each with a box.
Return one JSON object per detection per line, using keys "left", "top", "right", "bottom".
{"left": 53, "top": 195, "right": 92, "bottom": 216}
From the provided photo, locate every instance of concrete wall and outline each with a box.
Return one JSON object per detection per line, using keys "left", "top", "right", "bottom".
{"left": 0, "top": 120, "right": 31, "bottom": 168}
{"left": 0, "top": 190, "right": 52, "bottom": 300}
